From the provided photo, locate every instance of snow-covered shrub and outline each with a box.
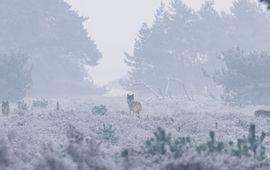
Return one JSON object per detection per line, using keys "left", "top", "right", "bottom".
{"left": 121, "top": 149, "right": 130, "bottom": 170}
{"left": 17, "top": 100, "right": 29, "bottom": 111}
{"left": 196, "top": 131, "right": 224, "bottom": 154}
{"left": 66, "top": 124, "right": 84, "bottom": 144}
{"left": 144, "top": 124, "right": 269, "bottom": 169}
{"left": 64, "top": 138, "right": 106, "bottom": 170}
{"left": 144, "top": 127, "right": 192, "bottom": 158}
{"left": 97, "top": 124, "right": 117, "bottom": 142}
{"left": 231, "top": 124, "right": 266, "bottom": 161}
{"left": 163, "top": 158, "right": 216, "bottom": 170}
{"left": 35, "top": 153, "right": 72, "bottom": 170}
{"left": 170, "top": 136, "right": 192, "bottom": 158}
{"left": 195, "top": 124, "right": 267, "bottom": 166}
{"left": 63, "top": 124, "right": 109, "bottom": 170}
{"left": 120, "top": 148, "right": 142, "bottom": 170}
{"left": 144, "top": 127, "right": 172, "bottom": 155}
{"left": 0, "top": 140, "right": 32, "bottom": 170}
{"left": 0, "top": 140, "right": 11, "bottom": 169}
{"left": 162, "top": 155, "right": 265, "bottom": 170}
{"left": 32, "top": 99, "right": 48, "bottom": 108}
{"left": 92, "top": 105, "right": 108, "bottom": 116}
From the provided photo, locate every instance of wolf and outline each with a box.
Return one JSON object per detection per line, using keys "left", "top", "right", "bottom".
{"left": 254, "top": 109, "right": 270, "bottom": 117}
{"left": 2, "top": 101, "right": 10, "bottom": 115}
{"left": 127, "top": 94, "right": 142, "bottom": 116}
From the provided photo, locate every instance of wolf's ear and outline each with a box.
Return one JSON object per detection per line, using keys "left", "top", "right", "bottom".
{"left": 127, "top": 94, "right": 130, "bottom": 97}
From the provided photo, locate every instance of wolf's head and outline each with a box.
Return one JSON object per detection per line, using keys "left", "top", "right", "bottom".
{"left": 127, "top": 94, "right": 134, "bottom": 106}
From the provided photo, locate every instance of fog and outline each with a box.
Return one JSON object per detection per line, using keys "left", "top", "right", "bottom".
{"left": 65, "top": 0, "right": 235, "bottom": 86}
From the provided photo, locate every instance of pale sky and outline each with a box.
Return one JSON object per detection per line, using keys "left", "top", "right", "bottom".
{"left": 65, "top": 0, "right": 235, "bottom": 86}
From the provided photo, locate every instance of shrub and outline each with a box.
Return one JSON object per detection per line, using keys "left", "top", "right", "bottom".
{"left": 164, "top": 159, "right": 216, "bottom": 170}
{"left": 17, "top": 100, "right": 29, "bottom": 111}
{"left": 144, "top": 127, "right": 171, "bottom": 155}
{"left": 35, "top": 154, "right": 71, "bottom": 170}
{"left": 66, "top": 124, "right": 84, "bottom": 144}
{"left": 214, "top": 48, "right": 270, "bottom": 105}
{"left": 144, "top": 127, "right": 192, "bottom": 158}
{"left": 144, "top": 125, "right": 269, "bottom": 168}
{"left": 121, "top": 149, "right": 130, "bottom": 170}
{"left": 0, "top": 51, "right": 32, "bottom": 102}
{"left": 170, "top": 136, "right": 192, "bottom": 158}
{"left": 63, "top": 124, "right": 107, "bottom": 170}
{"left": 64, "top": 138, "right": 106, "bottom": 170}
{"left": 97, "top": 124, "right": 117, "bottom": 142}
{"left": 196, "top": 125, "right": 266, "bottom": 163}
{"left": 231, "top": 124, "right": 266, "bottom": 160}
{"left": 91, "top": 105, "right": 108, "bottom": 116}
{"left": 0, "top": 141, "right": 11, "bottom": 168}
{"left": 32, "top": 99, "right": 48, "bottom": 108}
{"left": 196, "top": 131, "right": 225, "bottom": 154}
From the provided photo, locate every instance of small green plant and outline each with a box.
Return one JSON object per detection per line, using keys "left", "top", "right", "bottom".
{"left": 144, "top": 127, "right": 193, "bottom": 158}
{"left": 231, "top": 124, "right": 266, "bottom": 160}
{"left": 145, "top": 127, "right": 192, "bottom": 158}
{"left": 97, "top": 124, "right": 117, "bottom": 142}
{"left": 32, "top": 98, "right": 48, "bottom": 108}
{"left": 231, "top": 139, "right": 249, "bottom": 157}
{"left": 197, "top": 131, "right": 224, "bottom": 154}
{"left": 144, "top": 127, "right": 171, "bottom": 155}
{"left": 170, "top": 136, "right": 192, "bottom": 158}
{"left": 17, "top": 100, "right": 29, "bottom": 111}
{"left": 92, "top": 105, "right": 108, "bottom": 115}
{"left": 144, "top": 124, "right": 268, "bottom": 169}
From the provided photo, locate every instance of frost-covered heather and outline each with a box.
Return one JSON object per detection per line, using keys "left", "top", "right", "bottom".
{"left": 0, "top": 96, "right": 269, "bottom": 169}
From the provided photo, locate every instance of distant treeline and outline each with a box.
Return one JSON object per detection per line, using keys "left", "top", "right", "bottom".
{"left": 123, "top": 0, "right": 270, "bottom": 105}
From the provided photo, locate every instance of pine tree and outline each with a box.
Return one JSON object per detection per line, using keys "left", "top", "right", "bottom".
{"left": 259, "top": 0, "right": 270, "bottom": 9}
{"left": 123, "top": 4, "right": 173, "bottom": 97}
{"left": 230, "top": 0, "right": 270, "bottom": 51}
{"left": 123, "top": 1, "right": 220, "bottom": 97}
{"left": 214, "top": 48, "right": 270, "bottom": 105}
{"left": 124, "top": 0, "right": 270, "bottom": 99}
{"left": 0, "top": 0, "right": 104, "bottom": 97}
{"left": 0, "top": 51, "right": 31, "bottom": 102}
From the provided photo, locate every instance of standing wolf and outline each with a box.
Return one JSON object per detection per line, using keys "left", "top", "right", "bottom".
{"left": 127, "top": 94, "right": 142, "bottom": 116}
{"left": 2, "top": 101, "right": 10, "bottom": 115}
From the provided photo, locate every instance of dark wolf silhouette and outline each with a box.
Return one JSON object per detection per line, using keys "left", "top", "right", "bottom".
{"left": 127, "top": 94, "right": 142, "bottom": 116}
{"left": 2, "top": 101, "right": 10, "bottom": 115}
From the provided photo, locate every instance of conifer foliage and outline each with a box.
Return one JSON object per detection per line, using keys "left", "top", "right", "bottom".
{"left": 0, "top": 0, "right": 103, "bottom": 97}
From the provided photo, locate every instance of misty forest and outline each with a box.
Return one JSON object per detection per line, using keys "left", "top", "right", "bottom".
{"left": 2, "top": 0, "right": 270, "bottom": 169}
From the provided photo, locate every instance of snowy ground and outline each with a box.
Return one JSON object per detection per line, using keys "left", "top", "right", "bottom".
{"left": 0, "top": 96, "right": 270, "bottom": 169}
